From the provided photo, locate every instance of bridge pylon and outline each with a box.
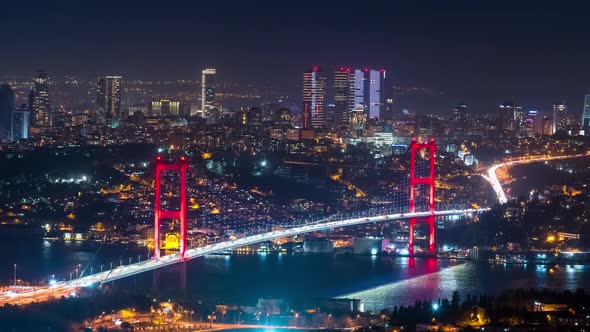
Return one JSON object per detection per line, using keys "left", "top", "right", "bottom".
{"left": 154, "top": 155, "right": 190, "bottom": 260}
{"left": 408, "top": 139, "right": 437, "bottom": 256}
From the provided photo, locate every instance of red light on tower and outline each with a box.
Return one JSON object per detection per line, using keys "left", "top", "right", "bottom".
{"left": 340, "top": 67, "right": 344, "bottom": 71}
{"left": 154, "top": 156, "right": 191, "bottom": 260}
{"left": 408, "top": 140, "right": 437, "bottom": 256}
{"left": 313, "top": 66, "right": 318, "bottom": 71}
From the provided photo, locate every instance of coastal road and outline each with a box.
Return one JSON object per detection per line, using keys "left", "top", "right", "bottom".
{"left": 482, "top": 152, "right": 590, "bottom": 204}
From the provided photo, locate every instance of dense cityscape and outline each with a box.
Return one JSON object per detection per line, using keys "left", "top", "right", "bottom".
{"left": 2, "top": 1, "right": 590, "bottom": 331}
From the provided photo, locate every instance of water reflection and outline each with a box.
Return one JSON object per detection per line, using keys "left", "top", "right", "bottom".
{"left": 342, "top": 262, "right": 590, "bottom": 311}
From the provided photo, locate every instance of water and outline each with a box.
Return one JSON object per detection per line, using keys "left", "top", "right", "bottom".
{"left": 3, "top": 240, "right": 590, "bottom": 311}
{"left": 0, "top": 240, "right": 148, "bottom": 283}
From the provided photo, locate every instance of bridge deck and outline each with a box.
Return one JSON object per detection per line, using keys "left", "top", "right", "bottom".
{"left": 0, "top": 208, "right": 487, "bottom": 306}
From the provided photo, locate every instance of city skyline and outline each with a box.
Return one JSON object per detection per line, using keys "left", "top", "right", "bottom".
{"left": 1, "top": 0, "right": 590, "bottom": 112}
{"left": 3, "top": 2, "right": 590, "bottom": 330}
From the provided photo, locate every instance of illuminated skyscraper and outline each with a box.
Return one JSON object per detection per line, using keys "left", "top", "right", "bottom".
{"left": 0, "top": 84, "right": 14, "bottom": 141}
{"left": 201, "top": 68, "right": 216, "bottom": 115}
{"left": 354, "top": 69, "right": 385, "bottom": 120}
{"left": 29, "top": 70, "right": 51, "bottom": 128}
{"left": 302, "top": 67, "right": 326, "bottom": 128}
{"left": 582, "top": 94, "right": 590, "bottom": 130}
{"left": 333, "top": 67, "right": 354, "bottom": 127}
{"left": 11, "top": 105, "right": 29, "bottom": 141}
{"left": 552, "top": 102, "right": 567, "bottom": 133}
{"left": 96, "top": 76, "right": 122, "bottom": 126}
{"left": 498, "top": 102, "right": 516, "bottom": 131}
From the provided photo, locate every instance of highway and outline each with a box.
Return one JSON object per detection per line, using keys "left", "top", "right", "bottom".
{"left": 0, "top": 207, "right": 487, "bottom": 306}
{"left": 482, "top": 152, "right": 590, "bottom": 204}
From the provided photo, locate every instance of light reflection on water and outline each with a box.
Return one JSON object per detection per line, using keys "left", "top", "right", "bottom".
{"left": 5, "top": 239, "right": 590, "bottom": 309}
{"left": 341, "top": 261, "right": 590, "bottom": 311}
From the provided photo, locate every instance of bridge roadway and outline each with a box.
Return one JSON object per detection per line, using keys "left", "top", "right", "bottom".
{"left": 0, "top": 208, "right": 487, "bottom": 306}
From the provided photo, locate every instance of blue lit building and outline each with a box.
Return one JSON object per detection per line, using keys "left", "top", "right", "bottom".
{"left": 582, "top": 94, "right": 590, "bottom": 131}
{"left": 353, "top": 69, "right": 385, "bottom": 120}
{"left": 11, "top": 105, "right": 29, "bottom": 141}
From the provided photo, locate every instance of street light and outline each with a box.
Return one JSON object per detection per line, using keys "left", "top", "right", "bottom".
{"left": 13, "top": 264, "right": 16, "bottom": 286}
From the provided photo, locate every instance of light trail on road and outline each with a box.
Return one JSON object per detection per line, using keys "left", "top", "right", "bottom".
{"left": 0, "top": 208, "right": 487, "bottom": 306}
{"left": 482, "top": 152, "right": 590, "bottom": 204}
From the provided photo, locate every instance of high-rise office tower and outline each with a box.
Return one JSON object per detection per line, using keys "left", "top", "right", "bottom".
{"left": 201, "top": 68, "right": 216, "bottom": 115}
{"left": 523, "top": 110, "right": 546, "bottom": 137}
{"left": 11, "top": 104, "right": 29, "bottom": 141}
{"left": 29, "top": 70, "right": 51, "bottom": 128}
{"left": 498, "top": 102, "right": 516, "bottom": 131}
{"left": 353, "top": 69, "right": 385, "bottom": 120}
{"left": 302, "top": 67, "right": 326, "bottom": 128}
{"left": 452, "top": 103, "right": 471, "bottom": 133}
{"left": 552, "top": 102, "right": 567, "bottom": 133}
{"left": 0, "top": 84, "right": 14, "bottom": 141}
{"left": 96, "top": 76, "right": 122, "bottom": 125}
{"left": 582, "top": 94, "right": 590, "bottom": 130}
{"left": 334, "top": 67, "right": 355, "bottom": 127}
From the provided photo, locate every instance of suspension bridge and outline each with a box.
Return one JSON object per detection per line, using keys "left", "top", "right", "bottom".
{"left": 0, "top": 140, "right": 490, "bottom": 305}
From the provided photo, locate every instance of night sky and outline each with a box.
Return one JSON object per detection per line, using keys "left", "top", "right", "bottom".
{"left": 1, "top": 0, "right": 589, "bottom": 113}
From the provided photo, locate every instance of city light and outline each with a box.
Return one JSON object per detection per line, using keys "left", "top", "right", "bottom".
{"left": 1, "top": 2, "right": 590, "bottom": 331}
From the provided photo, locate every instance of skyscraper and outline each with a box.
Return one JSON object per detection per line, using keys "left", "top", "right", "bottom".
{"left": 96, "top": 76, "right": 123, "bottom": 126}
{"left": 452, "top": 103, "right": 471, "bottom": 133}
{"left": 354, "top": 69, "right": 385, "bottom": 120}
{"left": 11, "top": 104, "right": 29, "bottom": 142}
{"left": 333, "top": 67, "right": 354, "bottom": 127}
{"left": 498, "top": 102, "right": 516, "bottom": 131}
{"left": 0, "top": 84, "right": 14, "bottom": 141}
{"left": 29, "top": 70, "right": 51, "bottom": 128}
{"left": 302, "top": 67, "right": 326, "bottom": 128}
{"left": 201, "top": 68, "right": 216, "bottom": 115}
{"left": 552, "top": 102, "right": 567, "bottom": 133}
{"left": 582, "top": 94, "right": 590, "bottom": 130}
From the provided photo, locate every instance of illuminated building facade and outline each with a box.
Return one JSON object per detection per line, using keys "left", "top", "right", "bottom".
{"left": 582, "top": 94, "right": 590, "bottom": 131}
{"left": 29, "top": 70, "right": 51, "bottom": 128}
{"left": 96, "top": 76, "right": 123, "bottom": 126}
{"left": 349, "top": 107, "right": 366, "bottom": 138}
{"left": 552, "top": 102, "right": 567, "bottom": 133}
{"left": 354, "top": 69, "right": 385, "bottom": 120}
{"left": 11, "top": 105, "right": 29, "bottom": 141}
{"left": 201, "top": 68, "right": 216, "bottom": 115}
{"left": 302, "top": 67, "right": 326, "bottom": 128}
{"left": 150, "top": 99, "right": 180, "bottom": 116}
{"left": 334, "top": 67, "right": 355, "bottom": 127}
{"left": 498, "top": 102, "right": 516, "bottom": 131}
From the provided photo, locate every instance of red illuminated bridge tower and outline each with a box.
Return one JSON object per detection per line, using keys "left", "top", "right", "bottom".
{"left": 154, "top": 155, "right": 190, "bottom": 260}
{"left": 408, "top": 139, "right": 437, "bottom": 256}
